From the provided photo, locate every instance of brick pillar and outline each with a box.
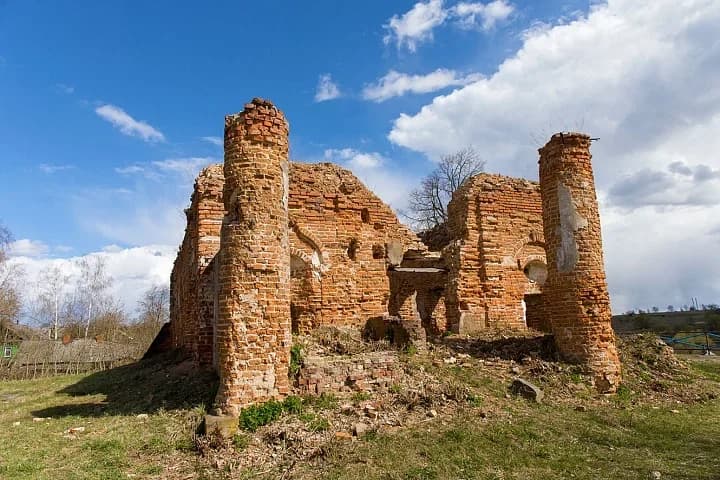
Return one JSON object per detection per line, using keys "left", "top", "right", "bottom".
{"left": 213, "top": 98, "right": 291, "bottom": 416}
{"left": 538, "top": 133, "right": 621, "bottom": 393}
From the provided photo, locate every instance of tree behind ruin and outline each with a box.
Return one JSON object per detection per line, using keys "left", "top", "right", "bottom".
{"left": 403, "top": 147, "right": 486, "bottom": 230}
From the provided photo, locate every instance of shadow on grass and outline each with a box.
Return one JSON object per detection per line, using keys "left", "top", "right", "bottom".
{"left": 31, "top": 351, "right": 218, "bottom": 418}
{"left": 442, "top": 332, "right": 559, "bottom": 362}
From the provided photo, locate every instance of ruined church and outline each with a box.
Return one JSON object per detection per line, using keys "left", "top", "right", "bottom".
{"left": 161, "top": 98, "right": 621, "bottom": 416}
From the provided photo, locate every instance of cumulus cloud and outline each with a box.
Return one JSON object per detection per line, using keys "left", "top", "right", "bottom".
{"left": 384, "top": 0, "right": 448, "bottom": 52}
{"left": 324, "top": 148, "right": 385, "bottom": 169}
{"left": 452, "top": 0, "right": 514, "bottom": 30}
{"left": 363, "top": 69, "right": 482, "bottom": 102}
{"left": 383, "top": 0, "right": 513, "bottom": 51}
{"left": 95, "top": 104, "right": 165, "bottom": 142}
{"left": 314, "top": 74, "right": 341, "bottom": 102}
{"left": 387, "top": 0, "right": 720, "bottom": 311}
{"left": 10, "top": 244, "right": 174, "bottom": 315}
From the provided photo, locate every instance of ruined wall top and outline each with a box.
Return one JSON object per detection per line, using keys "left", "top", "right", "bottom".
{"left": 191, "top": 164, "right": 224, "bottom": 202}
{"left": 537, "top": 132, "right": 592, "bottom": 163}
{"left": 458, "top": 173, "right": 540, "bottom": 196}
{"left": 224, "top": 98, "right": 289, "bottom": 147}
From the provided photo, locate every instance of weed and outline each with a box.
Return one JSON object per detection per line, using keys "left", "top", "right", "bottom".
{"left": 404, "top": 345, "right": 418, "bottom": 356}
{"left": 289, "top": 344, "right": 303, "bottom": 379}
{"left": 467, "top": 394, "right": 484, "bottom": 407}
{"left": 351, "top": 391, "right": 372, "bottom": 402}
{"left": 239, "top": 400, "right": 284, "bottom": 432}
{"left": 614, "top": 384, "right": 635, "bottom": 404}
{"left": 312, "top": 392, "right": 339, "bottom": 410}
{"left": 283, "top": 395, "right": 304, "bottom": 414}
{"left": 232, "top": 433, "right": 250, "bottom": 451}
{"left": 300, "top": 412, "right": 331, "bottom": 432}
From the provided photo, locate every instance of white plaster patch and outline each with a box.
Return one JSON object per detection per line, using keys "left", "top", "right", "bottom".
{"left": 555, "top": 182, "right": 588, "bottom": 272}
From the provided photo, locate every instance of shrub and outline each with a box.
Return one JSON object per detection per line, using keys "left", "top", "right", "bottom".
{"left": 238, "top": 400, "right": 284, "bottom": 432}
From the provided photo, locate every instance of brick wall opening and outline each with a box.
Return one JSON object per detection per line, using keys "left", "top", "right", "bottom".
{"left": 524, "top": 294, "right": 547, "bottom": 332}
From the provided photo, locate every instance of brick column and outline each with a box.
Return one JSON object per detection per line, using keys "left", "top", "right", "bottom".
{"left": 213, "top": 98, "right": 291, "bottom": 416}
{"left": 538, "top": 133, "right": 621, "bottom": 393}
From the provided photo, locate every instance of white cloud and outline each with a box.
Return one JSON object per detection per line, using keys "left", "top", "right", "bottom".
{"left": 387, "top": 0, "right": 720, "bottom": 312}
{"left": 95, "top": 104, "right": 165, "bottom": 142}
{"left": 38, "top": 163, "right": 74, "bottom": 174}
{"left": 452, "top": 0, "right": 514, "bottom": 30}
{"left": 324, "top": 148, "right": 385, "bottom": 169}
{"left": 314, "top": 74, "right": 342, "bottom": 102}
{"left": 383, "top": 0, "right": 513, "bottom": 51}
{"left": 10, "top": 244, "right": 174, "bottom": 316}
{"left": 201, "top": 136, "right": 223, "bottom": 146}
{"left": 152, "top": 157, "right": 216, "bottom": 178}
{"left": 363, "top": 69, "right": 482, "bottom": 102}
{"left": 384, "top": 0, "right": 448, "bottom": 52}
{"left": 8, "top": 239, "right": 50, "bottom": 258}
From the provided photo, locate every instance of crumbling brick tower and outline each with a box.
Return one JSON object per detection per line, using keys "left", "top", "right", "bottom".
{"left": 538, "top": 133, "right": 621, "bottom": 393}
{"left": 213, "top": 98, "right": 292, "bottom": 415}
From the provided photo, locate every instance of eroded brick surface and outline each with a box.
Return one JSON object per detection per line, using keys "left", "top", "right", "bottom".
{"left": 539, "top": 133, "right": 622, "bottom": 392}
{"left": 213, "top": 98, "right": 292, "bottom": 415}
{"left": 297, "top": 352, "right": 402, "bottom": 395}
{"left": 169, "top": 164, "right": 223, "bottom": 366}
{"left": 445, "top": 174, "right": 547, "bottom": 334}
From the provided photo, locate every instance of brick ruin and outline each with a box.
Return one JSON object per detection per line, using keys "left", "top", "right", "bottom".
{"left": 163, "top": 98, "right": 621, "bottom": 416}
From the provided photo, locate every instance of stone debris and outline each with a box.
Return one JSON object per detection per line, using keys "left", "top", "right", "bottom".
{"left": 352, "top": 422, "right": 369, "bottom": 437}
{"left": 203, "top": 415, "right": 239, "bottom": 439}
{"left": 510, "top": 378, "right": 544, "bottom": 403}
{"left": 334, "top": 431, "right": 353, "bottom": 441}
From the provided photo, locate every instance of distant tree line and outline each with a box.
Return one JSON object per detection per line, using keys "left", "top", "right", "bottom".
{"left": 0, "top": 220, "right": 168, "bottom": 351}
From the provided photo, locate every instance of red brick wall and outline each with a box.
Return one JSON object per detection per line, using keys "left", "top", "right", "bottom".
{"left": 287, "top": 162, "right": 424, "bottom": 332}
{"left": 538, "top": 132, "right": 621, "bottom": 392}
{"left": 168, "top": 165, "right": 223, "bottom": 365}
{"left": 213, "top": 99, "right": 292, "bottom": 415}
{"left": 446, "top": 174, "right": 547, "bottom": 333}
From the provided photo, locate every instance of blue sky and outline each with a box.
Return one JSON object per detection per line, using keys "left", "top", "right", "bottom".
{"left": 2, "top": 0, "right": 719, "bottom": 314}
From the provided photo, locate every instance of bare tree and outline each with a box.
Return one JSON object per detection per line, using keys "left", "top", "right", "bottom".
{"left": 133, "top": 285, "right": 169, "bottom": 348}
{"left": 138, "top": 285, "right": 170, "bottom": 328}
{"left": 75, "top": 256, "right": 113, "bottom": 338}
{"left": 403, "top": 147, "right": 486, "bottom": 230}
{"left": 36, "top": 266, "right": 70, "bottom": 340}
{"left": 0, "top": 223, "right": 23, "bottom": 325}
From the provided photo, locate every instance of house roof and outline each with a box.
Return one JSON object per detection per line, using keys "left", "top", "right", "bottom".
{"left": 0, "top": 320, "right": 41, "bottom": 342}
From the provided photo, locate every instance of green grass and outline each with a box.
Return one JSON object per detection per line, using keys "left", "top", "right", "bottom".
{"left": 1, "top": 353, "right": 719, "bottom": 479}
{"left": 297, "top": 400, "right": 720, "bottom": 480}
{"left": 0, "top": 353, "right": 216, "bottom": 480}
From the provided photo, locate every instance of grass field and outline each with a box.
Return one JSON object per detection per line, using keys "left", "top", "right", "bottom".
{"left": 0, "top": 350, "right": 719, "bottom": 479}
